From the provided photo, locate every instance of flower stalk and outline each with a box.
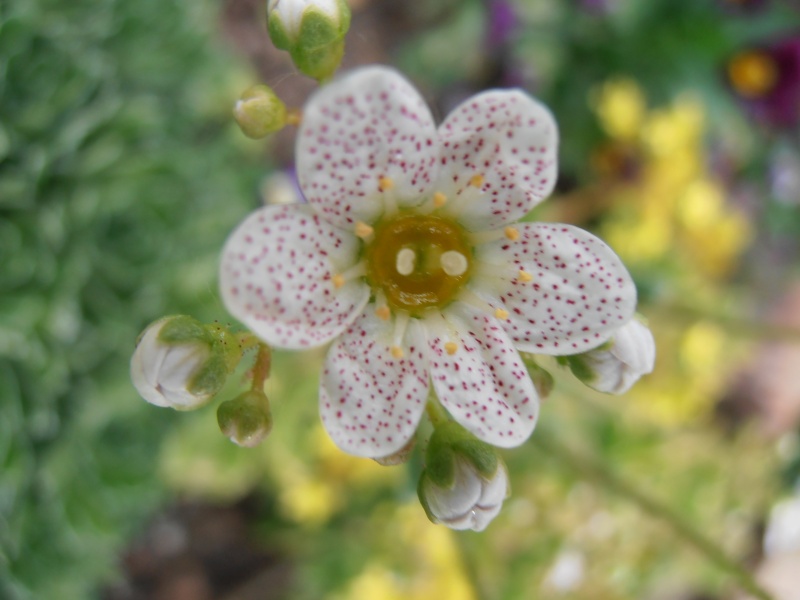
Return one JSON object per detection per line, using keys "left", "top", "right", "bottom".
{"left": 531, "top": 430, "right": 774, "bottom": 600}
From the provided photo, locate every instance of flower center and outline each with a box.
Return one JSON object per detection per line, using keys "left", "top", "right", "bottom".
{"left": 365, "top": 213, "right": 472, "bottom": 315}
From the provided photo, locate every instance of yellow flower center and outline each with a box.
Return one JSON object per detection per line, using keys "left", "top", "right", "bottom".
{"left": 727, "top": 50, "right": 778, "bottom": 98}
{"left": 365, "top": 213, "right": 472, "bottom": 315}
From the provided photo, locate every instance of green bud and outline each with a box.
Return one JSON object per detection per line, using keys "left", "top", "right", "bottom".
{"left": 233, "top": 85, "right": 288, "bottom": 139}
{"left": 217, "top": 390, "right": 273, "bottom": 447}
{"left": 267, "top": 0, "right": 351, "bottom": 81}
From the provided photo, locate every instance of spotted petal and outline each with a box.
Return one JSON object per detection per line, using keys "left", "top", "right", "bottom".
{"left": 428, "top": 306, "right": 539, "bottom": 448}
{"left": 297, "top": 66, "right": 441, "bottom": 230}
{"left": 219, "top": 204, "right": 369, "bottom": 349}
{"left": 320, "top": 310, "right": 430, "bottom": 458}
{"left": 437, "top": 89, "right": 558, "bottom": 231}
{"left": 476, "top": 223, "right": 637, "bottom": 355}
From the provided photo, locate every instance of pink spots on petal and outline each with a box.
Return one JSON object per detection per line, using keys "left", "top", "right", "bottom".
{"left": 480, "top": 223, "right": 637, "bottom": 355}
{"left": 220, "top": 204, "right": 369, "bottom": 349}
{"left": 320, "top": 313, "right": 429, "bottom": 458}
{"left": 297, "top": 67, "right": 441, "bottom": 230}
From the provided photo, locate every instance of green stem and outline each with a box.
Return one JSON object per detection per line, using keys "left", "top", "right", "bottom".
{"left": 425, "top": 396, "right": 449, "bottom": 427}
{"left": 250, "top": 344, "right": 272, "bottom": 392}
{"left": 531, "top": 432, "right": 773, "bottom": 600}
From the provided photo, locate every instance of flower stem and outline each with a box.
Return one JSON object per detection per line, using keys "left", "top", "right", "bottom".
{"left": 530, "top": 431, "right": 773, "bottom": 600}
{"left": 425, "top": 396, "right": 449, "bottom": 428}
{"left": 250, "top": 343, "right": 272, "bottom": 392}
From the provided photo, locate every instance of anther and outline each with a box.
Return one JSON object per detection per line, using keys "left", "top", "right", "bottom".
{"left": 469, "top": 174, "right": 484, "bottom": 189}
{"left": 331, "top": 262, "right": 367, "bottom": 290}
{"left": 494, "top": 308, "right": 509, "bottom": 320}
{"left": 378, "top": 176, "right": 395, "bottom": 192}
{"left": 433, "top": 192, "right": 447, "bottom": 207}
{"left": 440, "top": 250, "right": 468, "bottom": 277}
{"left": 286, "top": 108, "right": 303, "bottom": 126}
{"left": 354, "top": 221, "right": 374, "bottom": 239}
{"left": 504, "top": 226, "right": 520, "bottom": 241}
{"left": 391, "top": 346, "right": 405, "bottom": 359}
{"left": 518, "top": 270, "right": 533, "bottom": 282}
{"left": 390, "top": 311, "right": 411, "bottom": 360}
{"left": 375, "top": 306, "right": 391, "bottom": 320}
{"left": 444, "top": 342, "right": 458, "bottom": 355}
{"left": 396, "top": 248, "right": 416, "bottom": 276}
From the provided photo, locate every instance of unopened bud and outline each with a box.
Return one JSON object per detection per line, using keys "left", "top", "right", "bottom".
{"left": 418, "top": 422, "right": 509, "bottom": 532}
{"left": 526, "top": 360, "right": 555, "bottom": 399}
{"left": 130, "top": 316, "right": 228, "bottom": 410}
{"left": 267, "top": 0, "right": 351, "bottom": 81}
{"left": 566, "top": 317, "right": 656, "bottom": 394}
{"left": 217, "top": 390, "right": 273, "bottom": 447}
{"left": 233, "top": 85, "right": 288, "bottom": 139}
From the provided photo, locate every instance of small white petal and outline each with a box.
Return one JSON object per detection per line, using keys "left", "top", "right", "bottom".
{"left": 476, "top": 223, "right": 637, "bottom": 355}
{"left": 319, "top": 309, "right": 429, "bottom": 458}
{"left": 437, "top": 90, "right": 558, "bottom": 231}
{"left": 427, "top": 305, "right": 539, "bottom": 448}
{"left": 219, "top": 204, "right": 370, "bottom": 349}
{"left": 297, "top": 66, "right": 441, "bottom": 230}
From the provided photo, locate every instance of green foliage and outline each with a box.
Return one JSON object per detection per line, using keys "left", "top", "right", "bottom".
{"left": 0, "top": 0, "right": 261, "bottom": 597}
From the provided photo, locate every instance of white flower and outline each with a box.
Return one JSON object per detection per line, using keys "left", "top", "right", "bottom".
{"left": 220, "top": 66, "right": 637, "bottom": 458}
{"left": 570, "top": 317, "right": 655, "bottom": 394}
{"left": 420, "top": 459, "right": 509, "bottom": 532}
{"left": 130, "top": 316, "right": 224, "bottom": 410}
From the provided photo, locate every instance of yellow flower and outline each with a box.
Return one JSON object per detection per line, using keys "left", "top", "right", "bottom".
{"left": 592, "top": 78, "right": 646, "bottom": 141}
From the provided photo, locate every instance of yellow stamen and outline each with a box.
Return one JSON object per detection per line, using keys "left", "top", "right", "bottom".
{"left": 433, "top": 192, "right": 448, "bottom": 207}
{"left": 494, "top": 308, "right": 509, "bottom": 320}
{"left": 391, "top": 345, "right": 404, "bottom": 359}
{"left": 518, "top": 270, "right": 533, "bottom": 282}
{"left": 331, "top": 274, "right": 345, "bottom": 289}
{"left": 444, "top": 342, "right": 458, "bottom": 355}
{"left": 504, "top": 226, "right": 520, "bottom": 241}
{"left": 354, "top": 221, "right": 374, "bottom": 238}
{"left": 379, "top": 176, "right": 395, "bottom": 192}
{"left": 469, "top": 174, "right": 484, "bottom": 188}
{"left": 330, "top": 262, "right": 367, "bottom": 290}
{"left": 375, "top": 306, "right": 391, "bottom": 320}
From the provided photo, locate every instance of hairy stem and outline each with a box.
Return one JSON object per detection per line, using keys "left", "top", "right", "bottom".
{"left": 531, "top": 431, "right": 773, "bottom": 600}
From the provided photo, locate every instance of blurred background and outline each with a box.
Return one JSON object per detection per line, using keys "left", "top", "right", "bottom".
{"left": 2, "top": 0, "right": 800, "bottom": 598}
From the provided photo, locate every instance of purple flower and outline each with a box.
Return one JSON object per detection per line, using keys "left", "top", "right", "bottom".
{"left": 727, "top": 35, "right": 800, "bottom": 127}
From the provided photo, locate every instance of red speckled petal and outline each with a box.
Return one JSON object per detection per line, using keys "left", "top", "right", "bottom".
{"left": 220, "top": 204, "right": 369, "bottom": 349}
{"left": 297, "top": 66, "right": 440, "bottom": 230}
{"left": 427, "top": 306, "right": 539, "bottom": 448}
{"left": 320, "top": 310, "right": 429, "bottom": 458}
{"left": 437, "top": 90, "right": 558, "bottom": 231}
{"left": 476, "top": 223, "right": 636, "bottom": 355}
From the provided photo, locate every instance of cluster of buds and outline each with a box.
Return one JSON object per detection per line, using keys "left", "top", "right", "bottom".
{"left": 232, "top": 0, "right": 351, "bottom": 139}
{"left": 130, "top": 315, "right": 273, "bottom": 447}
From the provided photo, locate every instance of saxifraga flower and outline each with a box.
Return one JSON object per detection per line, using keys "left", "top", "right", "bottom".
{"left": 220, "top": 66, "right": 637, "bottom": 459}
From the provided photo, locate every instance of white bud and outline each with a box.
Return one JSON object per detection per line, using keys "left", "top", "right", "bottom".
{"left": 130, "top": 317, "right": 223, "bottom": 410}
{"left": 420, "top": 459, "right": 509, "bottom": 532}
{"left": 267, "top": 0, "right": 342, "bottom": 41}
{"left": 576, "top": 318, "right": 656, "bottom": 394}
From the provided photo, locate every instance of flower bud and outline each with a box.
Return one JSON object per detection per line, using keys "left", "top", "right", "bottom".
{"left": 418, "top": 422, "right": 509, "bottom": 531}
{"left": 130, "top": 316, "right": 228, "bottom": 410}
{"left": 217, "top": 390, "right": 273, "bottom": 447}
{"left": 267, "top": 0, "right": 351, "bottom": 81}
{"left": 233, "top": 85, "right": 288, "bottom": 139}
{"left": 566, "top": 317, "right": 656, "bottom": 394}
